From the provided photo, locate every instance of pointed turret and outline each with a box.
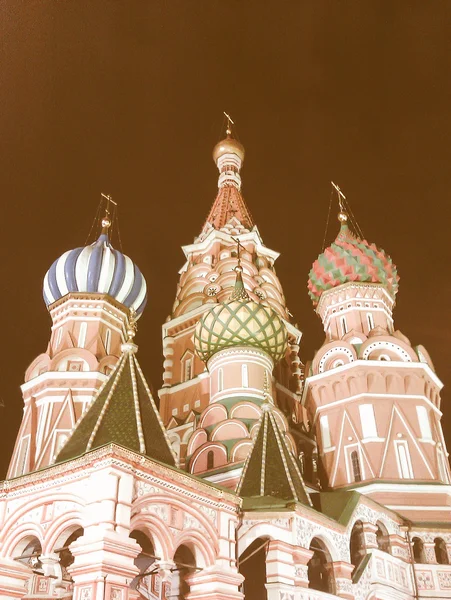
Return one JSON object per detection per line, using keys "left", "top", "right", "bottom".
{"left": 237, "top": 393, "right": 311, "bottom": 505}
{"left": 56, "top": 318, "right": 176, "bottom": 466}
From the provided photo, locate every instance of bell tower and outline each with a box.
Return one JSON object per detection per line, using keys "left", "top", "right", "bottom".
{"left": 303, "top": 192, "right": 451, "bottom": 523}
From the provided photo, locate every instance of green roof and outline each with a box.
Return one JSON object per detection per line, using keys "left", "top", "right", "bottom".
{"left": 237, "top": 403, "right": 311, "bottom": 506}
{"left": 56, "top": 344, "right": 176, "bottom": 466}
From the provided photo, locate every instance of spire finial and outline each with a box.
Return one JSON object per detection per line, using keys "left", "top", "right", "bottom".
{"left": 127, "top": 307, "right": 138, "bottom": 342}
{"left": 100, "top": 193, "right": 117, "bottom": 234}
{"left": 331, "top": 182, "right": 348, "bottom": 223}
{"left": 224, "top": 111, "right": 234, "bottom": 137}
{"left": 230, "top": 236, "right": 250, "bottom": 301}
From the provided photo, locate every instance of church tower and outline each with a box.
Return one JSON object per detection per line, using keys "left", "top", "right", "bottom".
{"left": 158, "top": 123, "right": 313, "bottom": 480}
{"left": 8, "top": 204, "right": 147, "bottom": 477}
{"left": 303, "top": 198, "right": 451, "bottom": 522}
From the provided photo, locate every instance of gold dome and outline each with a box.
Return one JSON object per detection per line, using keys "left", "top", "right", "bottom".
{"left": 213, "top": 135, "right": 245, "bottom": 164}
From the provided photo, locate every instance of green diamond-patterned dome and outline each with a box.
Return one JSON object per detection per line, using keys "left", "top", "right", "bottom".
{"left": 194, "top": 270, "right": 288, "bottom": 364}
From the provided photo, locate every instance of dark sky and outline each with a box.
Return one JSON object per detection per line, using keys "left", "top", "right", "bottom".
{"left": 1, "top": 1, "right": 450, "bottom": 479}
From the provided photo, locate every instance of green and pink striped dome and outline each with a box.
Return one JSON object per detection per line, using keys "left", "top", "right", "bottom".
{"left": 308, "top": 223, "right": 399, "bottom": 306}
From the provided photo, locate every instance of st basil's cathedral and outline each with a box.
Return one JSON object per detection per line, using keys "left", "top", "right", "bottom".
{"left": 1, "top": 125, "right": 451, "bottom": 600}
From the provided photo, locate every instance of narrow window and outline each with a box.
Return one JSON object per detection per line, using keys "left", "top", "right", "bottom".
{"left": 218, "top": 368, "right": 223, "bottom": 392}
{"left": 320, "top": 415, "right": 332, "bottom": 449}
{"left": 395, "top": 441, "right": 414, "bottom": 479}
{"left": 242, "top": 364, "right": 249, "bottom": 388}
{"left": 55, "top": 327, "right": 63, "bottom": 348}
{"left": 367, "top": 313, "right": 375, "bottom": 331}
{"left": 184, "top": 358, "right": 193, "bottom": 382}
{"left": 435, "top": 538, "right": 449, "bottom": 565}
{"left": 340, "top": 316, "right": 348, "bottom": 336}
{"left": 207, "top": 450, "right": 214, "bottom": 470}
{"left": 359, "top": 404, "right": 378, "bottom": 439}
{"left": 78, "top": 322, "right": 87, "bottom": 348}
{"left": 351, "top": 450, "right": 362, "bottom": 482}
{"left": 105, "top": 328, "right": 111, "bottom": 355}
{"left": 416, "top": 406, "right": 432, "bottom": 440}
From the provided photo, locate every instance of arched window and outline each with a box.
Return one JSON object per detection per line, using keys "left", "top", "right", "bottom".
{"left": 78, "top": 322, "right": 87, "bottom": 348}
{"left": 307, "top": 538, "right": 334, "bottom": 594}
{"left": 207, "top": 450, "right": 214, "bottom": 470}
{"left": 412, "top": 537, "right": 425, "bottom": 563}
{"left": 218, "top": 368, "right": 224, "bottom": 392}
{"left": 351, "top": 450, "right": 362, "bottom": 483}
{"left": 350, "top": 521, "right": 365, "bottom": 570}
{"left": 104, "top": 328, "right": 111, "bottom": 355}
{"left": 242, "top": 364, "right": 249, "bottom": 388}
{"left": 376, "top": 522, "right": 391, "bottom": 554}
{"left": 435, "top": 538, "right": 449, "bottom": 565}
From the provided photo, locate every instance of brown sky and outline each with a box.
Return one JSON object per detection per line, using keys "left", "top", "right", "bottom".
{"left": 1, "top": 1, "right": 450, "bottom": 478}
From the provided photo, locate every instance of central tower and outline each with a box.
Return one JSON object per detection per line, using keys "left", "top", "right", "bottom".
{"left": 158, "top": 125, "right": 312, "bottom": 484}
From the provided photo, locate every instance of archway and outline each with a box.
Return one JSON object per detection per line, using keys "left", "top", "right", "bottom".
{"left": 350, "top": 521, "right": 365, "bottom": 571}
{"left": 375, "top": 522, "right": 390, "bottom": 554}
{"left": 412, "top": 537, "right": 425, "bottom": 563}
{"left": 239, "top": 537, "right": 269, "bottom": 600}
{"left": 59, "top": 528, "right": 83, "bottom": 580}
{"left": 434, "top": 538, "right": 449, "bottom": 565}
{"left": 173, "top": 544, "right": 197, "bottom": 600}
{"left": 15, "top": 537, "right": 42, "bottom": 571}
{"left": 307, "top": 538, "right": 334, "bottom": 595}
{"left": 129, "top": 530, "right": 157, "bottom": 595}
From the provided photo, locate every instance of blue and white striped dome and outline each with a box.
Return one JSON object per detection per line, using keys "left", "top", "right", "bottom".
{"left": 43, "top": 233, "right": 147, "bottom": 316}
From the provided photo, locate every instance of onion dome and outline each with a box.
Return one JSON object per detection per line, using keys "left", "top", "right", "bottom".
{"left": 43, "top": 222, "right": 147, "bottom": 316}
{"left": 308, "top": 213, "right": 399, "bottom": 307}
{"left": 213, "top": 134, "right": 245, "bottom": 164}
{"left": 194, "top": 267, "right": 288, "bottom": 363}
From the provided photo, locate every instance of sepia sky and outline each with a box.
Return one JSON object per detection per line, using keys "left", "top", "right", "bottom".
{"left": 1, "top": 1, "right": 450, "bottom": 477}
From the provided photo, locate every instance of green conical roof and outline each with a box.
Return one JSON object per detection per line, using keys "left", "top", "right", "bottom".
{"left": 56, "top": 344, "right": 176, "bottom": 466}
{"left": 237, "top": 403, "right": 311, "bottom": 506}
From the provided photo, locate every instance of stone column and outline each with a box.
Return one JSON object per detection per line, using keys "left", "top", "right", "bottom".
{"left": 293, "top": 547, "right": 314, "bottom": 588}
{"left": 185, "top": 566, "right": 243, "bottom": 600}
{"left": 362, "top": 522, "right": 378, "bottom": 552}
{"left": 329, "top": 561, "right": 355, "bottom": 600}
{"left": 0, "top": 559, "right": 31, "bottom": 599}
{"left": 69, "top": 467, "right": 140, "bottom": 600}
{"left": 265, "top": 540, "right": 297, "bottom": 600}
{"left": 423, "top": 543, "right": 437, "bottom": 564}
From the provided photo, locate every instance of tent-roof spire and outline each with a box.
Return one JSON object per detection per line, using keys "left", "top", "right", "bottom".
{"left": 237, "top": 382, "right": 311, "bottom": 506}
{"left": 56, "top": 312, "right": 177, "bottom": 466}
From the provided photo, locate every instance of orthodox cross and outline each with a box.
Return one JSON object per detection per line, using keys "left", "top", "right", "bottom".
{"left": 331, "top": 181, "right": 346, "bottom": 213}
{"left": 231, "top": 236, "right": 244, "bottom": 267}
{"left": 224, "top": 111, "right": 234, "bottom": 135}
